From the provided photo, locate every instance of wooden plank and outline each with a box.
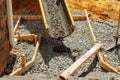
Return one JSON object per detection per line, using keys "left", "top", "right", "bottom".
{"left": 14, "top": 16, "right": 21, "bottom": 35}
{"left": 13, "top": 15, "right": 42, "bottom": 20}
{"left": 60, "top": 43, "right": 102, "bottom": 80}
{"left": 15, "top": 33, "right": 38, "bottom": 41}
{"left": 9, "top": 35, "right": 41, "bottom": 75}
{"left": 72, "top": 16, "right": 86, "bottom": 21}
{"left": 84, "top": 9, "right": 96, "bottom": 44}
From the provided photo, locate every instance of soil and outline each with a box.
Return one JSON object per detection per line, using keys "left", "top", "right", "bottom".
{"left": 67, "top": 0, "right": 120, "bottom": 21}
{"left": 12, "top": 0, "right": 40, "bottom": 15}
{"left": 42, "top": 0, "right": 72, "bottom": 39}
{"left": 12, "top": 0, "right": 120, "bottom": 21}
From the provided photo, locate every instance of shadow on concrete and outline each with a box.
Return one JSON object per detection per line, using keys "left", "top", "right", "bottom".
{"left": 78, "top": 56, "right": 98, "bottom": 77}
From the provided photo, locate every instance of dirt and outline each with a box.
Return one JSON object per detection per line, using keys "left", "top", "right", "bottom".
{"left": 12, "top": 0, "right": 120, "bottom": 21}
{"left": 42, "top": 0, "right": 72, "bottom": 39}
{"left": 67, "top": 0, "right": 120, "bottom": 21}
{"left": 12, "top": 0, "right": 40, "bottom": 15}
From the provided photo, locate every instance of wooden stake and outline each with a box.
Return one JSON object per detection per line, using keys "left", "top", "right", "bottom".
{"left": 34, "top": 35, "right": 38, "bottom": 45}
{"left": 21, "top": 54, "right": 26, "bottom": 67}
{"left": 14, "top": 17, "right": 21, "bottom": 35}
{"left": 103, "top": 55, "right": 107, "bottom": 62}
{"left": 84, "top": 9, "right": 96, "bottom": 44}
{"left": 116, "top": 8, "right": 120, "bottom": 46}
{"left": 60, "top": 43, "right": 102, "bottom": 80}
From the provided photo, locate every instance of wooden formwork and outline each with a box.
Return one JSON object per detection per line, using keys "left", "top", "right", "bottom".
{"left": 10, "top": 33, "right": 41, "bottom": 75}
{"left": 84, "top": 9, "right": 120, "bottom": 74}
{"left": 12, "top": 0, "right": 88, "bottom": 38}
{"left": 11, "top": 1, "right": 120, "bottom": 78}
{"left": 60, "top": 9, "right": 120, "bottom": 80}
{"left": 12, "top": 0, "right": 86, "bottom": 38}
{"left": 10, "top": 37, "right": 41, "bottom": 75}
{"left": 13, "top": 15, "right": 86, "bottom": 21}
{"left": 13, "top": 15, "right": 42, "bottom": 20}
{"left": 8, "top": 16, "right": 41, "bottom": 75}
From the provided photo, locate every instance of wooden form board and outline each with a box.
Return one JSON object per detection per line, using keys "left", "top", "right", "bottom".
{"left": 60, "top": 43, "right": 102, "bottom": 80}
{"left": 15, "top": 33, "right": 38, "bottom": 41}
{"left": 73, "top": 16, "right": 86, "bottom": 21}
{"left": 13, "top": 15, "right": 42, "bottom": 20}
{"left": 10, "top": 35, "right": 41, "bottom": 75}
{"left": 13, "top": 15, "right": 86, "bottom": 21}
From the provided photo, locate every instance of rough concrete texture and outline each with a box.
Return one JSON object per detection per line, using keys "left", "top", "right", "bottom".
{"left": 42, "top": 0, "right": 72, "bottom": 39}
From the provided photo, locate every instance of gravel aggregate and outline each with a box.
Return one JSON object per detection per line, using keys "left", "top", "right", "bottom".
{"left": 11, "top": 11, "right": 120, "bottom": 79}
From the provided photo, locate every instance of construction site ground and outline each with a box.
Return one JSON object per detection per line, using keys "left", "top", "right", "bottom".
{"left": 1, "top": 0, "right": 120, "bottom": 80}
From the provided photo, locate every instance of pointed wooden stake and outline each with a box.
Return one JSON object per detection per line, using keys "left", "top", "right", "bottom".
{"left": 84, "top": 9, "right": 96, "bottom": 44}
{"left": 14, "top": 17, "right": 21, "bottom": 35}
{"left": 103, "top": 55, "right": 107, "bottom": 62}
{"left": 21, "top": 54, "right": 26, "bottom": 67}
{"left": 116, "top": 8, "right": 120, "bottom": 46}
